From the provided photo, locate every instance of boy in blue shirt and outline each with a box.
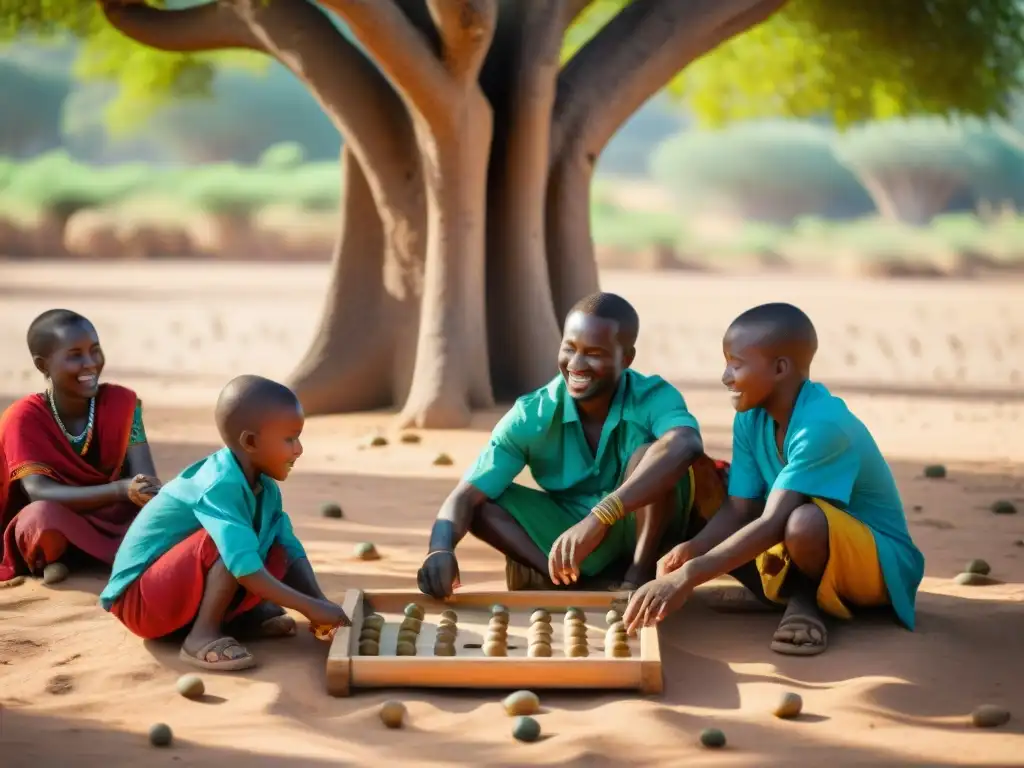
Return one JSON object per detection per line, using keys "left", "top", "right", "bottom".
{"left": 100, "top": 375, "right": 348, "bottom": 671}
{"left": 624, "top": 303, "right": 924, "bottom": 656}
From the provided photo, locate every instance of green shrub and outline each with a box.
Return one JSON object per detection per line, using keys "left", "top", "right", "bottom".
{"left": 0, "top": 150, "right": 149, "bottom": 218}
{"left": 258, "top": 141, "right": 307, "bottom": 170}
{"left": 650, "top": 121, "right": 872, "bottom": 223}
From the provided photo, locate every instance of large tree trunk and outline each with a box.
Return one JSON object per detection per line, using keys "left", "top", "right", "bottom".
{"left": 398, "top": 100, "right": 496, "bottom": 427}
{"left": 481, "top": 0, "right": 565, "bottom": 399}
{"left": 287, "top": 147, "right": 421, "bottom": 414}
{"left": 101, "top": 0, "right": 788, "bottom": 429}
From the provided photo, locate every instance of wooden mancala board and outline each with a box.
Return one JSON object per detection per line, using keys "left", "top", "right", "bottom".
{"left": 326, "top": 588, "right": 662, "bottom": 696}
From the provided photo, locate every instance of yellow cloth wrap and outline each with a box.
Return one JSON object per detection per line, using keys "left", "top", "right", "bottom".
{"left": 757, "top": 497, "right": 889, "bottom": 619}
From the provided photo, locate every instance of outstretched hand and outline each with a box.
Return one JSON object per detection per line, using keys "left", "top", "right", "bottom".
{"left": 548, "top": 515, "right": 607, "bottom": 586}
{"left": 622, "top": 572, "right": 694, "bottom": 635}
{"left": 417, "top": 550, "right": 461, "bottom": 600}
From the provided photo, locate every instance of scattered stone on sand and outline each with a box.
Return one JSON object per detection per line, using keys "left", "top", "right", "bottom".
{"left": 503, "top": 690, "right": 541, "bottom": 717}
{"left": 923, "top": 464, "right": 947, "bottom": 479}
{"left": 399, "top": 432, "right": 421, "bottom": 444}
{"left": 176, "top": 674, "right": 205, "bottom": 699}
{"left": 971, "top": 704, "right": 1011, "bottom": 728}
{"left": 320, "top": 502, "right": 344, "bottom": 519}
{"left": 954, "top": 572, "right": 1000, "bottom": 586}
{"left": 379, "top": 700, "right": 406, "bottom": 729}
{"left": 991, "top": 500, "right": 1017, "bottom": 515}
{"left": 432, "top": 453, "right": 454, "bottom": 467}
{"left": 0, "top": 576, "right": 26, "bottom": 588}
{"left": 699, "top": 727, "right": 726, "bottom": 749}
{"left": 149, "top": 723, "right": 173, "bottom": 747}
{"left": 512, "top": 715, "right": 542, "bottom": 743}
{"left": 354, "top": 542, "right": 380, "bottom": 560}
{"left": 773, "top": 692, "right": 803, "bottom": 719}
{"left": 42, "top": 562, "right": 69, "bottom": 585}
{"left": 965, "top": 558, "right": 991, "bottom": 576}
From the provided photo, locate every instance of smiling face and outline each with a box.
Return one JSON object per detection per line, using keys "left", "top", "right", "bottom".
{"left": 35, "top": 320, "right": 104, "bottom": 400}
{"left": 557, "top": 311, "right": 633, "bottom": 401}
{"left": 721, "top": 325, "right": 782, "bottom": 413}
{"left": 242, "top": 403, "right": 306, "bottom": 482}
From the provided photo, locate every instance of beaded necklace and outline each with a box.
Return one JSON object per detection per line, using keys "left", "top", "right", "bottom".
{"left": 47, "top": 389, "right": 95, "bottom": 457}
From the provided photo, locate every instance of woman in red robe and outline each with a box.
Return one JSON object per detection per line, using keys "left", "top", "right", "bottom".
{"left": 0, "top": 309, "right": 161, "bottom": 584}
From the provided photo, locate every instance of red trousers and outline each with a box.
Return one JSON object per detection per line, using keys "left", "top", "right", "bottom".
{"left": 111, "top": 529, "right": 288, "bottom": 639}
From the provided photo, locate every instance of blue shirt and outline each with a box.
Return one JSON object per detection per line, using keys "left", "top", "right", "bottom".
{"left": 728, "top": 380, "right": 924, "bottom": 629}
{"left": 99, "top": 447, "right": 307, "bottom": 610}
{"left": 464, "top": 369, "right": 700, "bottom": 514}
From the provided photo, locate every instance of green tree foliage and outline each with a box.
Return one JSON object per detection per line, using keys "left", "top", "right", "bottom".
{"left": 650, "top": 121, "right": 872, "bottom": 223}
{"left": 674, "top": 1, "right": 1024, "bottom": 126}
{"left": 3, "top": 0, "right": 1024, "bottom": 135}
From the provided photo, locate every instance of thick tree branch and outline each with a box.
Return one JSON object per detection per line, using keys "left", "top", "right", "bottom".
{"left": 228, "top": 0, "right": 422, "bottom": 223}
{"left": 98, "top": 0, "right": 261, "bottom": 52}
{"left": 318, "top": 0, "right": 459, "bottom": 114}
{"left": 551, "top": 0, "right": 787, "bottom": 162}
{"left": 426, "top": 0, "right": 498, "bottom": 85}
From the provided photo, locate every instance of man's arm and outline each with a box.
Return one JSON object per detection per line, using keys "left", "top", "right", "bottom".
{"left": 614, "top": 426, "right": 703, "bottom": 513}
{"left": 426, "top": 481, "right": 488, "bottom": 552}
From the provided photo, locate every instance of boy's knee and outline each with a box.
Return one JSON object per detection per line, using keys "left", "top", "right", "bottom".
{"left": 783, "top": 503, "right": 828, "bottom": 558}
{"left": 624, "top": 443, "right": 654, "bottom": 479}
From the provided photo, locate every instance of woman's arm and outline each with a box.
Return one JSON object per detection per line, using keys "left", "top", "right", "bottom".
{"left": 20, "top": 474, "right": 129, "bottom": 512}
{"left": 125, "top": 442, "right": 159, "bottom": 480}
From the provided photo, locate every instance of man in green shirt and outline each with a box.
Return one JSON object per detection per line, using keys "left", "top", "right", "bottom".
{"left": 417, "top": 292, "right": 716, "bottom": 597}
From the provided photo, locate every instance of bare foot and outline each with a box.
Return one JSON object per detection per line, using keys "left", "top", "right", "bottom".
{"left": 770, "top": 592, "right": 828, "bottom": 656}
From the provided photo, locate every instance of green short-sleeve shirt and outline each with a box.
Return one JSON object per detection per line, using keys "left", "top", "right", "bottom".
{"left": 464, "top": 369, "right": 700, "bottom": 514}
{"left": 99, "top": 447, "right": 307, "bottom": 610}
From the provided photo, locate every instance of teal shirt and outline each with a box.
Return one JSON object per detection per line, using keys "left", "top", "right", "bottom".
{"left": 728, "top": 380, "right": 925, "bottom": 629}
{"left": 464, "top": 370, "right": 701, "bottom": 515}
{"left": 99, "top": 447, "right": 307, "bottom": 610}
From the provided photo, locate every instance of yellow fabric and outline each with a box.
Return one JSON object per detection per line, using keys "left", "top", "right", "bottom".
{"left": 757, "top": 497, "right": 889, "bottom": 619}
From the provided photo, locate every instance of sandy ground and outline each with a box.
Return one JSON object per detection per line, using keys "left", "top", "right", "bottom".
{"left": 0, "top": 261, "right": 1022, "bottom": 767}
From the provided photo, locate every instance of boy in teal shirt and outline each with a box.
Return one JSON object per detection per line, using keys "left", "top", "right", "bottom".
{"left": 100, "top": 375, "right": 348, "bottom": 671}
{"left": 417, "top": 292, "right": 727, "bottom": 598}
{"left": 624, "top": 303, "right": 924, "bottom": 656}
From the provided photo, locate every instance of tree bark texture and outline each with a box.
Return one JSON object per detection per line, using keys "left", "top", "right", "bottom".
{"left": 101, "top": 0, "right": 787, "bottom": 428}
